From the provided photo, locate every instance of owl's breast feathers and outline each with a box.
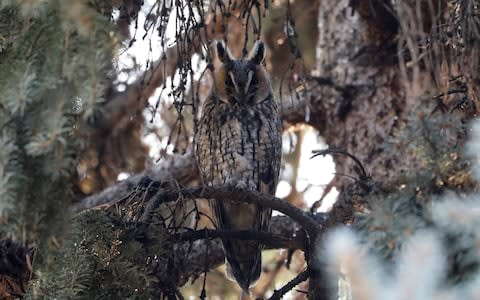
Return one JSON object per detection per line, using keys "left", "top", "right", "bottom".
{"left": 195, "top": 93, "right": 281, "bottom": 197}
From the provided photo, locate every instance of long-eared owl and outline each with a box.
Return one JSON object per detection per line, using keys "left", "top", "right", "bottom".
{"left": 194, "top": 40, "right": 282, "bottom": 292}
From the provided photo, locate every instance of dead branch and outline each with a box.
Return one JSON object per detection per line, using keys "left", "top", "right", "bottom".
{"left": 134, "top": 184, "right": 320, "bottom": 236}
{"left": 312, "top": 148, "right": 370, "bottom": 181}
{"left": 73, "top": 151, "right": 197, "bottom": 212}
{"left": 79, "top": 176, "right": 359, "bottom": 298}
{"left": 98, "top": 42, "right": 201, "bottom": 131}
{"left": 131, "top": 180, "right": 331, "bottom": 299}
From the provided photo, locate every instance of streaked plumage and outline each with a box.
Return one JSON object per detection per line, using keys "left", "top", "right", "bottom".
{"left": 194, "top": 40, "right": 282, "bottom": 292}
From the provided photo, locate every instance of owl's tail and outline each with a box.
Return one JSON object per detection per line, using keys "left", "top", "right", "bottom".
{"left": 222, "top": 238, "right": 262, "bottom": 293}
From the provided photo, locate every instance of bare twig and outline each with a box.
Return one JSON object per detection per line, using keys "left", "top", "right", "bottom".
{"left": 312, "top": 148, "right": 369, "bottom": 180}
{"left": 98, "top": 38, "right": 202, "bottom": 131}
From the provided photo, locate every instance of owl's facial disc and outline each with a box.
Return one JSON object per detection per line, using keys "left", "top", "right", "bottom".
{"left": 227, "top": 66, "right": 255, "bottom": 100}
{"left": 245, "top": 70, "right": 254, "bottom": 94}
{"left": 228, "top": 70, "right": 254, "bottom": 95}
{"left": 228, "top": 71, "right": 239, "bottom": 94}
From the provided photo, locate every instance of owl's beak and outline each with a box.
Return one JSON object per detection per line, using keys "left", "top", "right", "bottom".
{"left": 231, "top": 91, "right": 247, "bottom": 105}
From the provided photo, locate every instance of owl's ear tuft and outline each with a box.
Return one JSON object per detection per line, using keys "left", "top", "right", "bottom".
{"left": 216, "top": 40, "right": 232, "bottom": 64}
{"left": 248, "top": 40, "right": 265, "bottom": 65}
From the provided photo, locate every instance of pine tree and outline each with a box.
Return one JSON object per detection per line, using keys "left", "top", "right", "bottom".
{"left": 0, "top": 0, "right": 479, "bottom": 299}
{"left": 0, "top": 0, "right": 116, "bottom": 298}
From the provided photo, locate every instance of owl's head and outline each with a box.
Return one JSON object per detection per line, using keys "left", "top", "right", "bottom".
{"left": 213, "top": 40, "right": 272, "bottom": 105}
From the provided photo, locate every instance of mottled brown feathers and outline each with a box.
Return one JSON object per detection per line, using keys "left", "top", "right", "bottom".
{"left": 194, "top": 40, "right": 282, "bottom": 292}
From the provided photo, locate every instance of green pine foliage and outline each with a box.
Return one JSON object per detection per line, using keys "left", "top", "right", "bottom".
{"left": 0, "top": 0, "right": 116, "bottom": 293}
{"left": 0, "top": 2, "right": 182, "bottom": 298}
{"left": 323, "top": 101, "right": 480, "bottom": 299}
{"left": 353, "top": 100, "right": 469, "bottom": 254}
{"left": 26, "top": 208, "right": 168, "bottom": 299}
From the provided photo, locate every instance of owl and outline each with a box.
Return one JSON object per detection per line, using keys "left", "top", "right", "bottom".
{"left": 194, "top": 40, "right": 282, "bottom": 292}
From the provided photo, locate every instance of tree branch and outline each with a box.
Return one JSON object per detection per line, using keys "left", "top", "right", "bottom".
{"left": 72, "top": 151, "right": 197, "bottom": 212}
{"left": 173, "top": 228, "right": 306, "bottom": 251}
{"left": 268, "top": 269, "right": 310, "bottom": 300}
{"left": 136, "top": 184, "right": 321, "bottom": 236}
{"left": 79, "top": 177, "right": 358, "bottom": 297}
{"left": 98, "top": 41, "right": 201, "bottom": 131}
{"left": 168, "top": 216, "right": 303, "bottom": 287}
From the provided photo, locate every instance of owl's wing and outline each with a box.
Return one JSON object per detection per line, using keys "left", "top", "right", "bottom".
{"left": 257, "top": 110, "right": 282, "bottom": 232}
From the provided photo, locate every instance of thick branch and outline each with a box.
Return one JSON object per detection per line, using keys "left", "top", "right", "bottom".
{"left": 172, "top": 216, "right": 302, "bottom": 286}
{"left": 173, "top": 228, "right": 305, "bottom": 251}
{"left": 98, "top": 42, "right": 201, "bottom": 131}
{"left": 72, "top": 151, "right": 197, "bottom": 212}
{"left": 81, "top": 179, "right": 356, "bottom": 296}
{"left": 141, "top": 185, "right": 320, "bottom": 236}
